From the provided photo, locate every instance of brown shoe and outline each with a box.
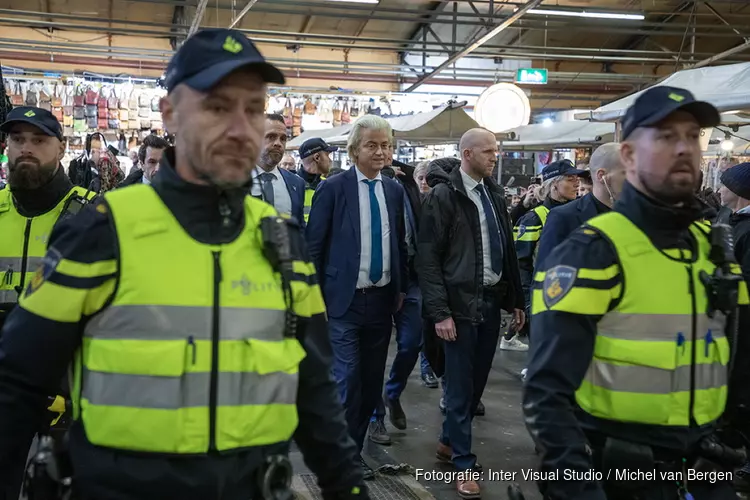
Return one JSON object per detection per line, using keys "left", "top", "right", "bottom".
{"left": 435, "top": 443, "right": 482, "bottom": 471}
{"left": 436, "top": 442, "right": 452, "bottom": 463}
{"left": 456, "top": 479, "right": 481, "bottom": 499}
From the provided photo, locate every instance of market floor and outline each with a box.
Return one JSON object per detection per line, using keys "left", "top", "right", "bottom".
{"left": 291, "top": 338, "right": 542, "bottom": 500}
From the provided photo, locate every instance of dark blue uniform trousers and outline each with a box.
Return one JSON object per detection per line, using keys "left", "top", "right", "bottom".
{"left": 372, "top": 279, "right": 423, "bottom": 420}
{"left": 440, "top": 289, "right": 502, "bottom": 471}
{"left": 328, "top": 286, "right": 393, "bottom": 451}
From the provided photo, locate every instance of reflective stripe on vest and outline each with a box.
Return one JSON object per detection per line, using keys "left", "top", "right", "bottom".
{"left": 303, "top": 187, "right": 314, "bottom": 223}
{"left": 76, "top": 185, "right": 306, "bottom": 454}
{"left": 513, "top": 205, "right": 550, "bottom": 243}
{"left": 576, "top": 212, "right": 729, "bottom": 427}
{"left": 0, "top": 186, "right": 93, "bottom": 304}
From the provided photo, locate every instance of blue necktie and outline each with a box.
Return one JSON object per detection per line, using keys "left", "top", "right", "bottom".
{"left": 365, "top": 180, "right": 383, "bottom": 284}
{"left": 404, "top": 197, "right": 416, "bottom": 250}
{"left": 475, "top": 184, "right": 504, "bottom": 275}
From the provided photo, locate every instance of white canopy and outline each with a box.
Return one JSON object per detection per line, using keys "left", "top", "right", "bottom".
{"left": 580, "top": 62, "right": 750, "bottom": 122}
{"left": 290, "top": 104, "right": 498, "bottom": 148}
{"left": 500, "top": 121, "right": 616, "bottom": 150}
{"left": 287, "top": 125, "right": 352, "bottom": 149}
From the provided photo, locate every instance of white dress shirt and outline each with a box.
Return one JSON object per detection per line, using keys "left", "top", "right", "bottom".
{"left": 356, "top": 167, "right": 391, "bottom": 289}
{"left": 251, "top": 165, "right": 293, "bottom": 217}
{"left": 460, "top": 168, "right": 501, "bottom": 286}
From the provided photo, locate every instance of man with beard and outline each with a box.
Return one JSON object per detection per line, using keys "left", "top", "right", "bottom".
{"left": 0, "top": 29, "right": 367, "bottom": 500}
{"left": 524, "top": 86, "right": 748, "bottom": 500}
{"left": 0, "top": 106, "right": 97, "bottom": 327}
{"left": 250, "top": 114, "right": 305, "bottom": 225}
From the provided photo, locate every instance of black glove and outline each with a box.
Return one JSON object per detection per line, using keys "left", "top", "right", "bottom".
{"left": 322, "top": 484, "right": 371, "bottom": 500}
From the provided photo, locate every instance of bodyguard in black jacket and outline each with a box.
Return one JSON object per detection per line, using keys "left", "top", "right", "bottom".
{"left": 416, "top": 129, "right": 524, "bottom": 499}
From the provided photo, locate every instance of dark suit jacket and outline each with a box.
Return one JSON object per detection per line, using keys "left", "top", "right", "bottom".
{"left": 306, "top": 167, "right": 408, "bottom": 318}
{"left": 535, "top": 192, "right": 603, "bottom": 271}
{"left": 250, "top": 168, "right": 306, "bottom": 227}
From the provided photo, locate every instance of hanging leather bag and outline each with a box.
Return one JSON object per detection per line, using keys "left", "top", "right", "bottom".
{"left": 84, "top": 87, "right": 98, "bottom": 106}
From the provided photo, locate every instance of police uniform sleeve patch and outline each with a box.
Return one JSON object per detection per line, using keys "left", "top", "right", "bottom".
{"left": 543, "top": 265, "right": 577, "bottom": 308}
{"left": 517, "top": 225, "right": 526, "bottom": 238}
{"left": 25, "top": 248, "right": 62, "bottom": 297}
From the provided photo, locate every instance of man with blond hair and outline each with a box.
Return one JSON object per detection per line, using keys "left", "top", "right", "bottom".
{"left": 306, "top": 114, "right": 407, "bottom": 480}
{"left": 535, "top": 142, "right": 626, "bottom": 269}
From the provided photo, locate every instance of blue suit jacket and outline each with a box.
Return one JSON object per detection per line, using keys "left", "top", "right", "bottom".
{"left": 306, "top": 167, "right": 408, "bottom": 318}
{"left": 251, "top": 168, "right": 306, "bottom": 227}
{"left": 535, "top": 192, "right": 602, "bottom": 271}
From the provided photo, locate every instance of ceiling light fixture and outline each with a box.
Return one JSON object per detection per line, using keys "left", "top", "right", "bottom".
{"left": 528, "top": 9, "right": 644, "bottom": 21}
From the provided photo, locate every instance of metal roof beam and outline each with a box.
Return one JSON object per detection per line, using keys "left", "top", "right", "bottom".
{"left": 229, "top": 0, "right": 260, "bottom": 29}
{"left": 618, "top": 1, "right": 694, "bottom": 51}
{"left": 187, "top": 0, "right": 209, "bottom": 37}
{"left": 405, "top": 0, "right": 542, "bottom": 92}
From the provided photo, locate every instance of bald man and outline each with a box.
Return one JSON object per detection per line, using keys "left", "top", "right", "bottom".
{"left": 535, "top": 142, "right": 626, "bottom": 270}
{"left": 417, "top": 128, "right": 524, "bottom": 498}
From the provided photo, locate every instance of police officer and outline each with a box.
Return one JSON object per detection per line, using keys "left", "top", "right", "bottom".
{"left": 524, "top": 86, "right": 748, "bottom": 500}
{"left": 0, "top": 106, "right": 96, "bottom": 328}
{"left": 509, "top": 159, "right": 584, "bottom": 348}
{"left": 0, "top": 29, "right": 366, "bottom": 500}
{"left": 296, "top": 137, "right": 336, "bottom": 223}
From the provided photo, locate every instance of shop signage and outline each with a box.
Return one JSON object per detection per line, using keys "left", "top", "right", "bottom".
{"left": 515, "top": 68, "right": 548, "bottom": 85}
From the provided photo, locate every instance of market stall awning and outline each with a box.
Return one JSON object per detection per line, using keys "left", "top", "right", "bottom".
{"left": 500, "top": 121, "right": 616, "bottom": 150}
{"left": 286, "top": 125, "right": 353, "bottom": 149}
{"left": 579, "top": 62, "right": 750, "bottom": 122}
{"left": 290, "top": 103, "right": 504, "bottom": 148}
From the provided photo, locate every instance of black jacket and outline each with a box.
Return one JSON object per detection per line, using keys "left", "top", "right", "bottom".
{"left": 0, "top": 148, "right": 363, "bottom": 500}
{"left": 118, "top": 167, "right": 144, "bottom": 187}
{"left": 524, "top": 182, "right": 741, "bottom": 500}
{"left": 417, "top": 162, "right": 523, "bottom": 375}
{"left": 728, "top": 211, "right": 750, "bottom": 423}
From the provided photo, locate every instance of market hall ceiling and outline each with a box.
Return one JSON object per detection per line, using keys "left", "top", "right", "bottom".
{"left": 1, "top": 0, "right": 750, "bottom": 107}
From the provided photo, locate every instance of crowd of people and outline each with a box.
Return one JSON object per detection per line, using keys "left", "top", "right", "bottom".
{"left": 0, "top": 27, "right": 749, "bottom": 500}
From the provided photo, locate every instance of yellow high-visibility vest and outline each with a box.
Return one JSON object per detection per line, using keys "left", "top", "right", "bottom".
{"left": 513, "top": 204, "right": 550, "bottom": 243}
{"left": 0, "top": 185, "right": 95, "bottom": 304}
{"left": 577, "top": 211, "right": 740, "bottom": 426}
{"left": 72, "top": 184, "right": 306, "bottom": 454}
{"left": 304, "top": 187, "right": 314, "bottom": 223}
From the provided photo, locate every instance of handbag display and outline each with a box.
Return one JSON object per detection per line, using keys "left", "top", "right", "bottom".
{"left": 129, "top": 91, "right": 138, "bottom": 111}
{"left": 332, "top": 99, "right": 342, "bottom": 127}
{"left": 39, "top": 86, "right": 52, "bottom": 111}
{"left": 119, "top": 109, "right": 129, "bottom": 121}
{"left": 97, "top": 88, "right": 107, "bottom": 110}
{"left": 25, "top": 83, "right": 38, "bottom": 106}
{"left": 84, "top": 87, "right": 98, "bottom": 106}
{"left": 108, "top": 88, "right": 119, "bottom": 110}
{"left": 63, "top": 126, "right": 74, "bottom": 137}
{"left": 119, "top": 89, "right": 129, "bottom": 111}
{"left": 150, "top": 96, "right": 160, "bottom": 112}
{"left": 341, "top": 99, "right": 351, "bottom": 125}
{"left": 97, "top": 117, "right": 107, "bottom": 129}
{"left": 97, "top": 107, "right": 108, "bottom": 119}
{"left": 85, "top": 105, "right": 97, "bottom": 118}
{"left": 138, "top": 92, "right": 150, "bottom": 107}
{"left": 140, "top": 119, "right": 152, "bottom": 130}
{"left": 52, "top": 107, "right": 63, "bottom": 122}
{"left": 86, "top": 116, "right": 98, "bottom": 129}
{"left": 73, "top": 87, "right": 84, "bottom": 107}
{"left": 9, "top": 82, "right": 22, "bottom": 106}
{"left": 128, "top": 119, "right": 139, "bottom": 130}
{"left": 283, "top": 96, "right": 292, "bottom": 128}
{"left": 108, "top": 119, "right": 119, "bottom": 130}
{"left": 73, "top": 107, "right": 85, "bottom": 120}
{"left": 74, "top": 119, "right": 87, "bottom": 132}
{"left": 138, "top": 106, "right": 150, "bottom": 118}
{"left": 51, "top": 83, "right": 63, "bottom": 107}
{"left": 63, "top": 113, "right": 73, "bottom": 127}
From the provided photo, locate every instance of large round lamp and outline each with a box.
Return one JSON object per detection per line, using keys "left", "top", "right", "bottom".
{"left": 474, "top": 83, "right": 531, "bottom": 133}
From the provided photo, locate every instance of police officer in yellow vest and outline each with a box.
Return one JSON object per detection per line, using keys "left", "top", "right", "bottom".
{"left": 511, "top": 160, "right": 582, "bottom": 347}
{"left": 524, "top": 86, "right": 749, "bottom": 500}
{"left": 296, "top": 137, "right": 335, "bottom": 223}
{"left": 0, "top": 106, "right": 95, "bottom": 328}
{"left": 0, "top": 29, "right": 367, "bottom": 500}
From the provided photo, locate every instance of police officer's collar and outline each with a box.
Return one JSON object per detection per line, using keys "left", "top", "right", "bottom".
{"left": 10, "top": 164, "right": 73, "bottom": 218}
{"left": 615, "top": 181, "right": 704, "bottom": 232}
{"left": 297, "top": 167, "right": 320, "bottom": 187}
{"left": 543, "top": 196, "right": 566, "bottom": 210}
{"left": 151, "top": 148, "right": 247, "bottom": 244}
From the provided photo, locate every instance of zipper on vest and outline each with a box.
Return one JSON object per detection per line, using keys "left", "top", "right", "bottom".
{"left": 687, "top": 265, "right": 697, "bottom": 426}
{"left": 209, "top": 250, "right": 222, "bottom": 451}
{"left": 16, "top": 219, "right": 33, "bottom": 295}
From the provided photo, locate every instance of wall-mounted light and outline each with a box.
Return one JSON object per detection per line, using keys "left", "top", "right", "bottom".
{"left": 721, "top": 133, "right": 734, "bottom": 152}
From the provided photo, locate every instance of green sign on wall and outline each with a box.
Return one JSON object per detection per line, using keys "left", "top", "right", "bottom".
{"left": 515, "top": 68, "right": 548, "bottom": 85}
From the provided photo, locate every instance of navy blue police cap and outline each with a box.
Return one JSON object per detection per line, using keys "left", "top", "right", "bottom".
{"left": 621, "top": 86, "right": 720, "bottom": 140}
{"left": 0, "top": 106, "right": 63, "bottom": 141}
{"left": 299, "top": 138, "right": 338, "bottom": 160}
{"left": 541, "top": 159, "right": 586, "bottom": 182}
{"left": 164, "top": 28, "right": 285, "bottom": 93}
{"left": 720, "top": 162, "right": 750, "bottom": 200}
